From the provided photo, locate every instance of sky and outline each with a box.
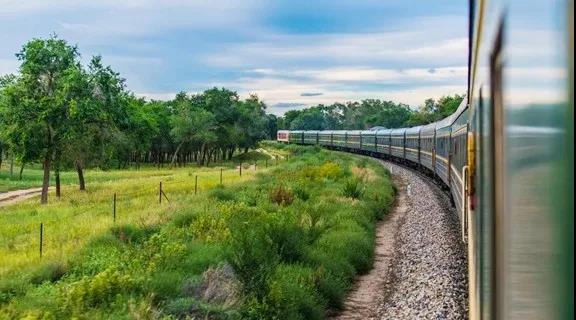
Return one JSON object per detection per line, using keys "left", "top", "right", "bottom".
{"left": 0, "top": 0, "right": 470, "bottom": 115}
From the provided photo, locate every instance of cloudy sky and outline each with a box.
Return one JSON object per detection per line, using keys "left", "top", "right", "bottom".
{"left": 0, "top": 0, "right": 469, "bottom": 114}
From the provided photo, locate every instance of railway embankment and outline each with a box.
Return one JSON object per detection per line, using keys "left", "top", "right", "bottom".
{"left": 332, "top": 160, "right": 468, "bottom": 319}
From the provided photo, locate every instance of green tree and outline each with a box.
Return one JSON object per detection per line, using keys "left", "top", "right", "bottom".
{"left": 1, "top": 36, "right": 82, "bottom": 203}
{"left": 170, "top": 107, "right": 217, "bottom": 166}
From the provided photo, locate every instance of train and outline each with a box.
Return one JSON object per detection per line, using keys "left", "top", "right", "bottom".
{"left": 277, "top": 0, "right": 573, "bottom": 319}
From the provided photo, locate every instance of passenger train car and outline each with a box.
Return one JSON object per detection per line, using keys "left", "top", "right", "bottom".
{"left": 278, "top": 0, "right": 573, "bottom": 319}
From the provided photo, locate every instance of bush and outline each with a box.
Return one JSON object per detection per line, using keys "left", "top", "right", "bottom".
{"left": 30, "top": 261, "right": 69, "bottom": 285}
{"left": 209, "top": 185, "right": 237, "bottom": 202}
{"left": 172, "top": 210, "right": 197, "bottom": 228}
{"left": 293, "top": 185, "right": 310, "bottom": 201}
{"left": 342, "top": 178, "right": 364, "bottom": 199}
{"left": 59, "top": 267, "right": 139, "bottom": 312}
{"left": 110, "top": 224, "right": 158, "bottom": 244}
{"left": 268, "top": 217, "right": 307, "bottom": 263}
{"left": 269, "top": 185, "right": 294, "bottom": 206}
{"left": 227, "top": 217, "right": 279, "bottom": 298}
{"left": 264, "top": 264, "right": 325, "bottom": 320}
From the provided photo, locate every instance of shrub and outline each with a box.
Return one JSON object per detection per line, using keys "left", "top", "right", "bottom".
{"left": 268, "top": 217, "right": 307, "bottom": 263}
{"left": 226, "top": 217, "right": 279, "bottom": 299}
{"left": 264, "top": 264, "right": 325, "bottom": 320}
{"left": 269, "top": 185, "right": 294, "bottom": 206}
{"left": 209, "top": 186, "right": 236, "bottom": 202}
{"left": 172, "top": 210, "right": 197, "bottom": 228}
{"left": 300, "top": 161, "right": 343, "bottom": 180}
{"left": 30, "top": 261, "right": 69, "bottom": 285}
{"left": 189, "top": 212, "right": 231, "bottom": 243}
{"left": 110, "top": 224, "right": 158, "bottom": 244}
{"left": 59, "top": 267, "right": 139, "bottom": 312}
{"left": 342, "top": 178, "right": 364, "bottom": 199}
{"left": 293, "top": 185, "right": 310, "bottom": 201}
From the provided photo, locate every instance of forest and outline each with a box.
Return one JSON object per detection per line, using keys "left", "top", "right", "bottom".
{"left": 0, "top": 36, "right": 462, "bottom": 204}
{"left": 277, "top": 95, "right": 464, "bottom": 131}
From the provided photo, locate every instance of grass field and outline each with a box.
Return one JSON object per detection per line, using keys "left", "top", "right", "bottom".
{"left": 0, "top": 145, "right": 394, "bottom": 319}
{"left": 0, "top": 148, "right": 286, "bottom": 193}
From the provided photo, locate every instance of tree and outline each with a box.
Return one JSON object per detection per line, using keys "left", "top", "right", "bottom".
{"left": 0, "top": 36, "right": 82, "bottom": 203}
{"left": 170, "top": 107, "right": 217, "bottom": 166}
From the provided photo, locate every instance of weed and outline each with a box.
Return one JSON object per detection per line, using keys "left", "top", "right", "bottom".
{"left": 342, "top": 178, "right": 364, "bottom": 199}
{"left": 269, "top": 185, "right": 294, "bottom": 206}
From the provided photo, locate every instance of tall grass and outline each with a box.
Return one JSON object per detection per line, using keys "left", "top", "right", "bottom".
{"left": 0, "top": 146, "right": 395, "bottom": 319}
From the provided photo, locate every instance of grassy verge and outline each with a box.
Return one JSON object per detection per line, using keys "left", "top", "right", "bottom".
{"left": 0, "top": 145, "right": 394, "bottom": 319}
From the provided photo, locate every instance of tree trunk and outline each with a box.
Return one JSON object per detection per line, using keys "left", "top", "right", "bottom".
{"left": 198, "top": 143, "right": 207, "bottom": 166}
{"left": 10, "top": 155, "right": 14, "bottom": 177}
{"left": 19, "top": 163, "right": 25, "bottom": 180}
{"left": 41, "top": 156, "right": 51, "bottom": 204}
{"left": 75, "top": 160, "right": 86, "bottom": 191}
{"left": 55, "top": 168, "right": 61, "bottom": 198}
{"left": 170, "top": 141, "right": 185, "bottom": 167}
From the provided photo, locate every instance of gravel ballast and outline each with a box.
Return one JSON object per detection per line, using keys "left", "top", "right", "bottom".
{"left": 332, "top": 159, "right": 468, "bottom": 319}
{"left": 377, "top": 160, "right": 468, "bottom": 319}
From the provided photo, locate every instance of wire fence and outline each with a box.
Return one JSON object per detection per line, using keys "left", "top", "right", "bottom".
{"left": 5, "top": 156, "right": 285, "bottom": 260}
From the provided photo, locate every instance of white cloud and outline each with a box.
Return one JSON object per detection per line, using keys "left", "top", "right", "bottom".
{"left": 267, "top": 66, "right": 468, "bottom": 83}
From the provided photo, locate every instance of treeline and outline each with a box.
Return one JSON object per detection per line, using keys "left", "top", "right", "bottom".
{"left": 278, "top": 95, "right": 464, "bottom": 130}
{"left": 0, "top": 36, "right": 274, "bottom": 203}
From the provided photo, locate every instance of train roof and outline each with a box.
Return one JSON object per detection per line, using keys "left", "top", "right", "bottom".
{"left": 421, "top": 122, "right": 437, "bottom": 134}
{"left": 375, "top": 128, "right": 392, "bottom": 135}
{"left": 360, "top": 130, "right": 376, "bottom": 135}
{"left": 390, "top": 128, "right": 406, "bottom": 135}
{"left": 405, "top": 126, "right": 422, "bottom": 134}
{"left": 436, "top": 97, "right": 468, "bottom": 129}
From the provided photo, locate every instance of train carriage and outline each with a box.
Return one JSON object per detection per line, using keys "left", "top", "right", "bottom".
{"left": 277, "top": 130, "right": 289, "bottom": 143}
{"left": 318, "top": 130, "right": 333, "bottom": 147}
{"left": 390, "top": 128, "right": 406, "bottom": 159}
{"left": 361, "top": 130, "right": 377, "bottom": 153}
{"left": 376, "top": 129, "right": 392, "bottom": 155}
{"left": 303, "top": 131, "right": 319, "bottom": 145}
{"left": 449, "top": 102, "right": 469, "bottom": 223}
{"left": 435, "top": 115, "right": 455, "bottom": 185}
{"left": 405, "top": 126, "right": 422, "bottom": 164}
{"left": 346, "top": 130, "right": 362, "bottom": 150}
{"left": 288, "top": 130, "right": 304, "bottom": 144}
{"left": 420, "top": 123, "right": 436, "bottom": 171}
{"left": 332, "top": 130, "right": 346, "bottom": 148}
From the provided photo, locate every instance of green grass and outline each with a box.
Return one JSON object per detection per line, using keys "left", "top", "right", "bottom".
{"left": 0, "top": 145, "right": 395, "bottom": 319}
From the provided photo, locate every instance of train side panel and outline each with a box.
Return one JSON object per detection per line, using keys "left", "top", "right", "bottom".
{"left": 390, "top": 128, "right": 406, "bottom": 159}
{"left": 376, "top": 129, "right": 391, "bottom": 155}
{"left": 420, "top": 123, "right": 436, "bottom": 172}
{"left": 405, "top": 126, "right": 422, "bottom": 164}
{"left": 361, "top": 130, "right": 377, "bottom": 152}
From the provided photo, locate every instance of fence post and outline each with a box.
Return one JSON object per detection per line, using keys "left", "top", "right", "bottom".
{"left": 275, "top": 155, "right": 278, "bottom": 166}
{"left": 159, "top": 182, "right": 162, "bottom": 204}
{"left": 39, "top": 222, "right": 43, "bottom": 258}
{"left": 195, "top": 175, "right": 198, "bottom": 195}
{"left": 220, "top": 168, "right": 223, "bottom": 185}
{"left": 254, "top": 161, "right": 257, "bottom": 170}
{"left": 239, "top": 162, "right": 242, "bottom": 176}
{"left": 113, "top": 193, "right": 116, "bottom": 222}
{"left": 265, "top": 159, "right": 268, "bottom": 168}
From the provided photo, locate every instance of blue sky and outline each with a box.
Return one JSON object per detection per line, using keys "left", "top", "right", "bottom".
{"left": 0, "top": 0, "right": 470, "bottom": 114}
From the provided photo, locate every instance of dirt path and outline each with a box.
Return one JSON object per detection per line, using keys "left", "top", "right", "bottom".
{"left": 0, "top": 187, "right": 45, "bottom": 207}
{"left": 329, "top": 161, "right": 409, "bottom": 320}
